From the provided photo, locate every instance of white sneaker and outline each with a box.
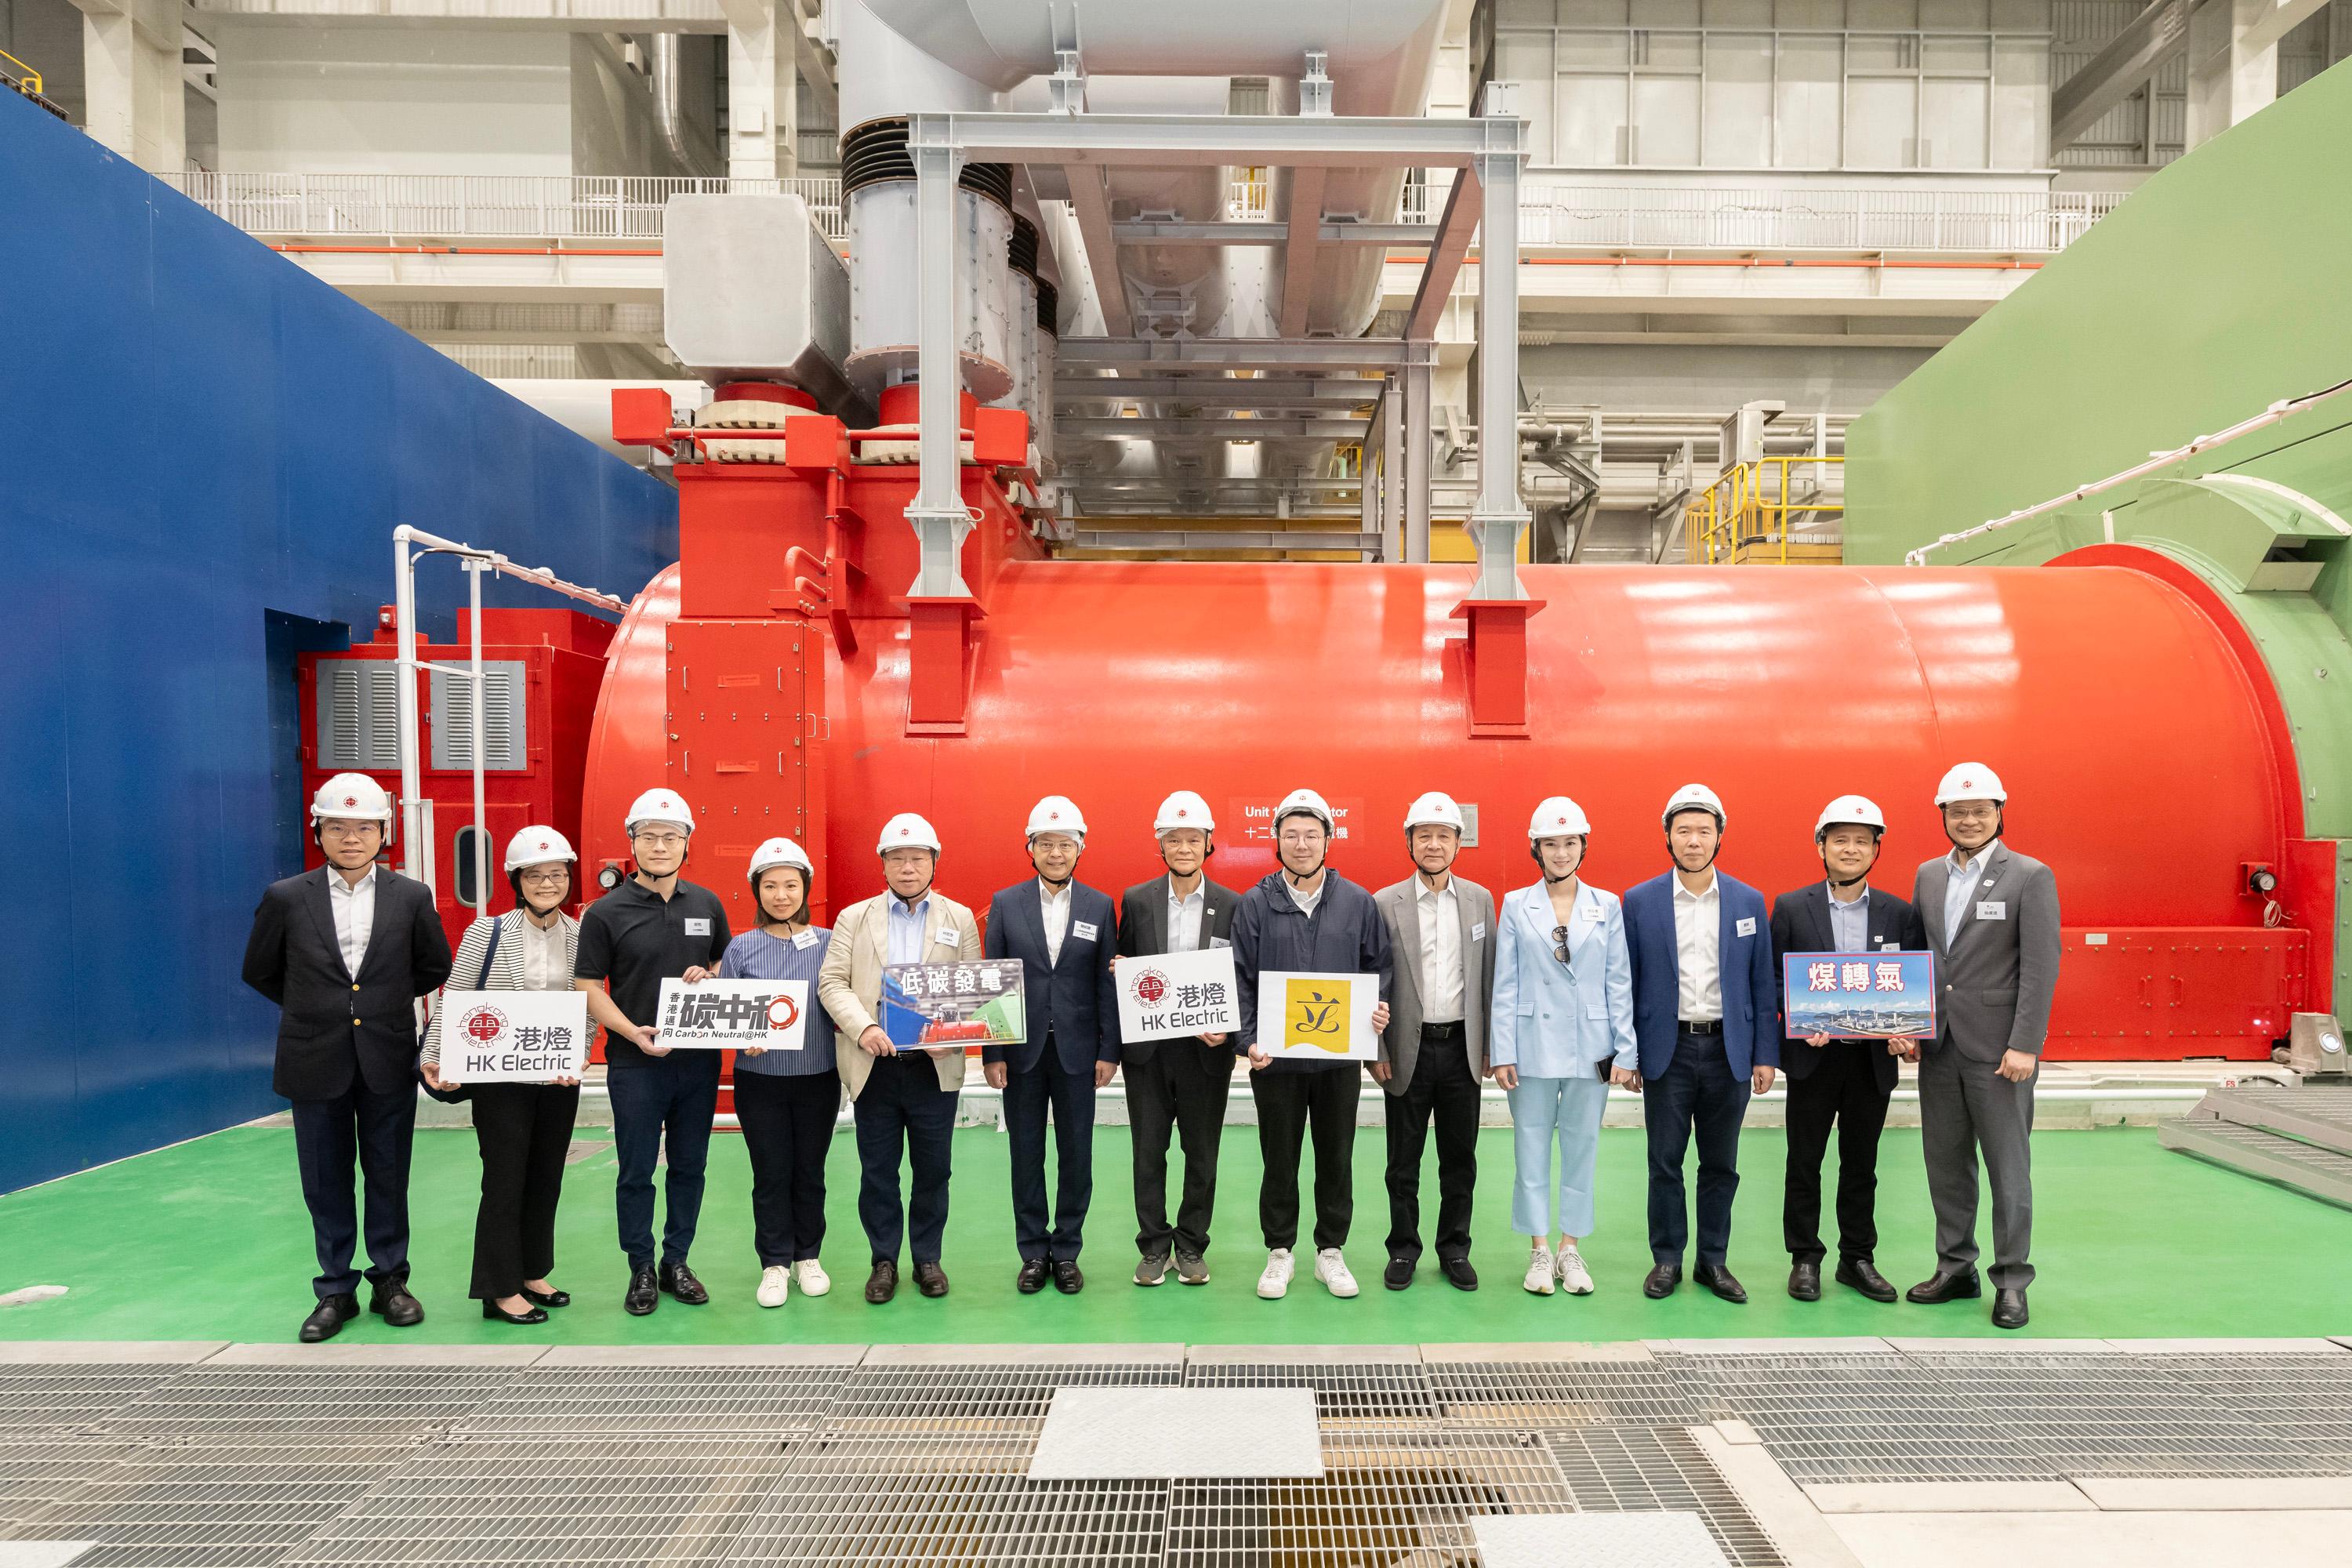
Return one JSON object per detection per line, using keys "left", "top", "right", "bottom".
{"left": 1315, "top": 1247, "right": 1359, "bottom": 1299}
{"left": 1257, "top": 1247, "right": 1295, "bottom": 1300}
{"left": 1557, "top": 1246, "right": 1595, "bottom": 1296}
{"left": 757, "top": 1265, "right": 789, "bottom": 1308}
{"left": 1523, "top": 1246, "right": 1556, "bottom": 1295}
{"left": 793, "top": 1259, "right": 831, "bottom": 1298}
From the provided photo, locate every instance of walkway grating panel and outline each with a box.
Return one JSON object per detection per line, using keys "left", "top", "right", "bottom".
{"left": 96, "top": 1369, "right": 518, "bottom": 1446}
{"left": 1545, "top": 1427, "right": 1786, "bottom": 1568}
{"left": 1429, "top": 1359, "right": 1701, "bottom": 1428}
{"left": 0, "top": 1440, "right": 132, "bottom": 1526}
{"left": 1181, "top": 1363, "right": 1441, "bottom": 1425}
{"left": 456, "top": 1365, "right": 850, "bottom": 1436}
{"left": 1682, "top": 1352, "right": 2038, "bottom": 1483}
{"left": 822, "top": 1362, "right": 1182, "bottom": 1435}
{"left": 0, "top": 1367, "right": 189, "bottom": 1435}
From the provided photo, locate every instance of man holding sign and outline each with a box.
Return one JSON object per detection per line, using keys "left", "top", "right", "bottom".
{"left": 1232, "top": 788, "right": 1393, "bottom": 1302}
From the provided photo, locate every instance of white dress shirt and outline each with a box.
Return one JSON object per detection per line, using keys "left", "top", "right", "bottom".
{"left": 1944, "top": 840, "right": 1997, "bottom": 949}
{"left": 327, "top": 866, "right": 378, "bottom": 977}
{"left": 886, "top": 894, "right": 932, "bottom": 964}
{"left": 1167, "top": 876, "right": 1207, "bottom": 953}
{"left": 1415, "top": 878, "right": 1465, "bottom": 1025}
{"left": 1671, "top": 872, "right": 1722, "bottom": 1022}
{"left": 1286, "top": 875, "right": 1325, "bottom": 919}
{"left": 1039, "top": 878, "right": 1073, "bottom": 965}
{"left": 1827, "top": 883, "right": 1870, "bottom": 955}
{"left": 516, "top": 913, "right": 568, "bottom": 991}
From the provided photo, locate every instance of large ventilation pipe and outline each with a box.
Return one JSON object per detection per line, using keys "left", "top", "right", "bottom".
{"left": 840, "top": 118, "right": 1017, "bottom": 398}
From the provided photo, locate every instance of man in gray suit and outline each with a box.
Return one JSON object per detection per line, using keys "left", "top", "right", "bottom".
{"left": 1116, "top": 791, "right": 1243, "bottom": 1287}
{"left": 1373, "top": 792, "right": 1498, "bottom": 1292}
{"left": 1906, "top": 762, "right": 2060, "bottom": 1330}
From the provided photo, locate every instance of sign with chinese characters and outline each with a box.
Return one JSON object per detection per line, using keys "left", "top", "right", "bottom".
{"left": 1781, "top": 951, "right": 1937, "bottom": 1040}
{"left": 654, "top": 978, "right": 811, "bottom": 1051}
{"left": 441, "top": 990, "right": 590, "bottom": 1083}
{"left": 880, "top": 959, "right": 1027, "bottom": 1051}
{"left": 1256, "top": 971, "right": 1381, "bottom": 1061}
{"left": 1227, "top": 796, "right": 1369, "bottom": 847}
{"left": 1114, "top": 946, "right": 1243, "bottom": 1043}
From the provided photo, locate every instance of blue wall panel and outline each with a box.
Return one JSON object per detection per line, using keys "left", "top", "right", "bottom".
{"left": 0, "top": 91, "right": 677, "bottom": 1192}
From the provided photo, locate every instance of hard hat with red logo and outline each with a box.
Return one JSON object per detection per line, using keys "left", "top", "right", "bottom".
{"left": 1403, "top": 791, "right": 1466, "bottom": 833}
{"left": 877, "top": 812, "right": 942, "bottom": 853}
{"left": 1529, "top": 796, "right": 1593, "bottom": 839}
{"left": 1933, "top": 764, "right": 2007, "bottom": 806}
{"left": 623, "top": 788, "right": 695, "bottom": 834}
{"left": 503, "top": 826, "right": 576, "bottom": 871}
{"left": 1815, "top": 795, "right": 1887, "bottom": 839}
{"left": 1152, "top": 790, "right": 1215, "bottom": 835}
{"left": 1025, "top": 795, "right": 1087, "bottom": 843}
{"left": 1661, "top": 782, "right": 1726, "bottom": 831}
{"left": 748, "top": 837, "right": 814, "bottom": 879}
{"left": 310, "top": 772, "right": 394, "bottom": 824}
{"left": 1274, "top": 787, "right": 1334, "bottom": 833}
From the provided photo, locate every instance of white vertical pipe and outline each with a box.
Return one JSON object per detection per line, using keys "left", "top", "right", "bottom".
{"left": 467, "top": 560, "right": 489, "bottom": 913}
{"left": 1468, "top": 122, "right": 1530, "bottom": 601}
{"left": 392, "top": 529, "right": 427, "bottom": 889}
{"left": 907, "top": 123, "right": 973, "bottom": 597}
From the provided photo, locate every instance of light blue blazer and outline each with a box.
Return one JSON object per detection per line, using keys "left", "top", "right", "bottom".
{"left": 1489, "top": 880, "right": 1639, "bottom": 1078}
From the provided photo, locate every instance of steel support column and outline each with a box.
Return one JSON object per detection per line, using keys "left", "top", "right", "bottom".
{"left": 1404, "top": 359, "right": 1432, "bottom": 563}
{"left": 907, "top": 136, "right": 971, "bottom": 597}
{"left": 1467, "top": 135, "right": 1529, "bottom": 601}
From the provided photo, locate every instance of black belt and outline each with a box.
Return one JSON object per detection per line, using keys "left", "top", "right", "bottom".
{"left": 1421, "top": 1020, "right": 1464, "bottom": 1040}
{"left": 1679, "top": 1018, "right": 1723, "bottom": 1035}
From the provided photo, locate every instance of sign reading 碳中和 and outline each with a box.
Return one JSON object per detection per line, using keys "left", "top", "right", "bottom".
{"left": 441, "top": 990, "right": 590, "bottom": 1083}
{"left": 1781, "top": 950, "right": 1937, "bottom": 1040}
{"left": 654, "top": 978, "right": 811, "bottom": 1050}
{"left": 1113, "top": 946, "right": 1243, "bottom": 1042}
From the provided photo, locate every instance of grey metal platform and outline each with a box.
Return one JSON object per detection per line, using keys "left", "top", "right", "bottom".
{"left": 2161, "top": 1083, "right": 2352, "bottom": 1208}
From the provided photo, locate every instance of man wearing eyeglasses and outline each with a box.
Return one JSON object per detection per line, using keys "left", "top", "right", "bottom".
{"left": 574, "top": 788, "right": 731, "bottom": 1316}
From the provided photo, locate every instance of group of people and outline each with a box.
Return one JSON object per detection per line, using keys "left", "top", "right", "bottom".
{"left": 241, "top": 761, "right": 2057, "bottom": 1343}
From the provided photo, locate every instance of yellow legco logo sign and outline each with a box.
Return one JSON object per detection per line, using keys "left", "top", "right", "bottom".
{"left": 1283, "top": 978, "right": 1352, "bottom": 1054}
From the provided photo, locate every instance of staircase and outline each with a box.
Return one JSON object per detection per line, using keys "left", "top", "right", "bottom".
{"left": 2160, "top": 1081, "right": 2352, "bottom": 1207}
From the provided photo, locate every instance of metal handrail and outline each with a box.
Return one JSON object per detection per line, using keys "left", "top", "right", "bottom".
{"left": 1685, "top": 455, "right": 1845, "bottom": 565}
{"left": 0, "top": 47, "right": 39, "bottom": 95}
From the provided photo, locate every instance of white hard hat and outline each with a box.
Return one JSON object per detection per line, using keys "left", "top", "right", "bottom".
{"left": 1815, "top": 795, "right": 1887, "bottom": 837}
{"left": 1662, "top": 782, "right": 1726, "bottom": 831}
{"left": 624, "top": 788, "right": 695, "bottom": 834}
{"left": 1273, "top": 787, "right": 1334, "bottom": 833}
{"left": 503, "top": 826, "right": 576, "bottom": 872}
{"left": 310, "top": 772, "right": 394, "bottom": 824}
{"left": 1934, "top": 763, "right": 2007, "bottom": 806}
{"left": 1025, "top": 795, "right": 1087, "bottom": 842}
{"left": 1403, "top": 791, "right": 1465, "bottom": 833}
{"left": 1530, "top": 796, "right": 1593, "bottom": 839}
{"left": 878, "top": 812, "right": 942, "bottom": 853}
{"left": 748, "top": 837, "right": 814, "bottom": 880}
{"left": 1153, "top": 790, "right": 1215, "bottom": 834}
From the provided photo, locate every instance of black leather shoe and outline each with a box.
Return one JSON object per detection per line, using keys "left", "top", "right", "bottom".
{"left": 1837, "top": 1258, "right": 1899, "bottom": 1303}
{"left": 1991, "top": 1287, "right": 2030, "bottom": 1330}
{"left": 1907, "top": 1266, "right": 1983, "bottom": 1305}
{"left": 482, "top": 1298, "right": 549, "bottom": 1326}
{"left": 299, "top": 1294, "right": 358, "bottom": 1344}
{"left": 659, "top": 1261, "right": 710, "bottom": 1305}
{"left": 913, "top": 1261, "right": 949, "bottom": 1298}
{"left": 864, "top": 1259, "right": 899, "bottom": 1305}
{"left": 368, "top": 1278, "right": 425, "bottom": 1327}
{"left": 1053, "top": 1260, "right": 1084, "bottom": 1294}
{"left": 1788, "top": 1261, "right": 1822, "bottom": 1301}
{"left": 1440, "top": 1257, "right": 1479, "bottom": 1291}
{"left": 1017, "top": 1258, "right": 1051, "bottom": 1294}
{"left": 521, "top": 1284, "right": 571, "bottom": 1308}
{"left": 1694, "top": 1263, "right": 1748, "bottom": 1305}
{"left": 624, "top": 1265, "right": 660, "bottom": 1316}
{"left": 1383, "top": 1257, "right": 1414, "bottom": 1290}
{"left": 1642, "top": 1262, "right": 1682, "bottom": 1299}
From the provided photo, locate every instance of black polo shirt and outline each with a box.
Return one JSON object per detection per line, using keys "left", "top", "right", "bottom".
{"left": 575, "top": 876, "right": 731, "bottom": 1069}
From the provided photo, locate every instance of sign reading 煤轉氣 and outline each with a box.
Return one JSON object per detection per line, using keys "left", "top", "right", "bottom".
{"left": 441, "top": 990, "right": 590, "bottom": 1083}
{"left": 1114, "top": 946, "right": 1243, "bottom": 1042}
{"left": 1781, "top": 950, "right": 1936, "bottom": 1039}
{"left": 654, "top": 978, "right": 811, "bottom": 1050}
{"left": 880, "top": 959, "right": 1026, "bottom": 1051}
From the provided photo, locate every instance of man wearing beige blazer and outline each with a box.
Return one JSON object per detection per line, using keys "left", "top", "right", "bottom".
{"left": 816, "top": 812, "right": 984, "bottom": 1305}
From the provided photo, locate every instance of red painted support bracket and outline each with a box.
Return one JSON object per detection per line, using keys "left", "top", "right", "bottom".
{"left": 1449, "top": 597, "right": 1546, "bottom": 738}
{"left": 906, "top": 596, "right": 985, "bottom": 736}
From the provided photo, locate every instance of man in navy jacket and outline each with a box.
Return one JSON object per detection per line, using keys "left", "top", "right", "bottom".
{"left": 983, "top": 796, "right": 1121, "bottom": 1294}
{"left": 1622, "top": 784, "right": 1778, "bottom": 1304}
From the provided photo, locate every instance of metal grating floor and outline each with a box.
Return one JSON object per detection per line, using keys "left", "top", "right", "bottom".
{"left": 1547, "top": 1427, "right": 1785, "bottom": 1567}
{"left": 1181, "top": 1362, "right": 1442, "bottom": 1425}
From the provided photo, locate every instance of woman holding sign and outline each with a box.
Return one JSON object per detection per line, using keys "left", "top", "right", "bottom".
{"left": 715, "top": 838, "right": 840, "bottom": 1308}
{"left": 422, "top": 828, "right": 589, "bottom": 1326}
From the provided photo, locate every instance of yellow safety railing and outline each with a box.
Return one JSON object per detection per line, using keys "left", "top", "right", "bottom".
{"left": 1682, "top": 454, "right": 1843, "bottom": 565}
{"left": 0, "top": 49, "right": 41, "bottom": 96}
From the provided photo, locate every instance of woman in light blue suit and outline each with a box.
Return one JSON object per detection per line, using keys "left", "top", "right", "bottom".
{"left": 1490, "top": 797, "right": 1640, "bottom": 1296}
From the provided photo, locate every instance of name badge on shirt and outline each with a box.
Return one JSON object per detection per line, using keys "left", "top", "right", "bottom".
{"left": 1210, "top": 935, "right": 1231, "bottom": 949}
{"left": 1073, "top": 920, "right": 1100, "bottom": 942}
{"left": 683, "top": 917, "right": 712, "bottom": 936}
{"left": 1735, "top": 916, "right": 1758, "bottom": 938}
{"left": 1878, "top": 935, "right": 1898, "bottom": 947}
{"left": 1471, "top": 921, "right": 1486, "bottom": 942}
{"left": 935, "top": 928, "right": 960, "bottom": 949}
{"left": 1976, "top": 902, "right": 2007, "bottom": 921}
{"left": 792, "top": 930, "right": 819, "bottom": 950}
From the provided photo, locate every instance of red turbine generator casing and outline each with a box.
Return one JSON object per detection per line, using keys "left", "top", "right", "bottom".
{"left": 587, "top": 397, "right": 2329, "bottom": 1062}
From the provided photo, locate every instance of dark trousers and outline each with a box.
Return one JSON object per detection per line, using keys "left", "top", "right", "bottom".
{"left": 854, "top": 1052, "right": 958, "bottom": 1265}
{"left": 1919, "top": 1038, "right": 2037, "bottom": 1290}
{"left": 1782, "top": 1043, "right": 1891, "bottom": 1265}
{"left": 735, "top": 1069, "right": 840, "bottom": 1267}
{"left": 468, "top": 1082, "right": 580, "bottom": 1300}
{"left": 1251, "top": 1064, "right": 1361, "bottom": 1252}
{"left": 290, "top": 1076, "right": 417, "bottom": 1299}
{"left": 608, "top": 1054, "right": 720, "bottom": 1272}
{"left": 1384, "top": 1029, "right": 1481, "bottom": 1264}
{"left": 1644, "top": 1028, "right": 1751, "bottom": 1268}
{"left": 1127, "top": 1041, "right": 1235, "bottom": 1259}
{"left": 1004, "top": 1040, "right": 1098, "bottom": 1262}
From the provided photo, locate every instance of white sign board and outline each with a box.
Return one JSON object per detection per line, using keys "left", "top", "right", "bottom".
{"left": 441, "top": 990, "right": 590, "bottom": 1083}
{"left": 1113, "top": 947, "right": 1243, "bottom": 1043}
{"left": 654, "top": 978, "right": 811, "bottom": 1051}
{"left": 1254, "top": 971, "right": 1381, "bottom": 1062}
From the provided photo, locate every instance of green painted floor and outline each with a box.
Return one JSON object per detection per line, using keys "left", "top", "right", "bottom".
{"left": 1, "top": 1121, "right": 2345, "bottom": 1347}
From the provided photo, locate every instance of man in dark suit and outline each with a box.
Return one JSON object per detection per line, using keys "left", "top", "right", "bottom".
{"left": 1116, "top": 790, "right": 1243, "bottom": 1287}
{"left": 982, "top": 795, "right": 1121, "bottom": 1294}
{"left": 1907, "top": 763, "right": 2060, "bottom": 1330}
{"left": 241, "top": 773, "right": 453, "bottom": 1343}
{"left": 1769, "top": 795, "right": 1922, "bottom": 1305}
{"left": 1622, "top": 783, "right": 1777, "bottom": 1305}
